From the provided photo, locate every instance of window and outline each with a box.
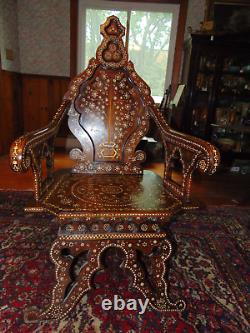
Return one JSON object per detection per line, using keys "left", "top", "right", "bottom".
{"left": 78, "top": 0, "right": 179, "bottom": 102}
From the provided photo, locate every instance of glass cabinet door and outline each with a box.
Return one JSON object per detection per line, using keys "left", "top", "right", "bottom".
{"left": 211, "top": 55, "right": 250, "bottom": 155}
{"left": 190, "top": 55, "right": 217, "bottom": 138}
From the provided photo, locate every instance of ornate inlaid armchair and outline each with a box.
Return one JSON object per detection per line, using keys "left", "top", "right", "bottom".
{"left": 10, "top": 16, "right": 219, "bottom": 321}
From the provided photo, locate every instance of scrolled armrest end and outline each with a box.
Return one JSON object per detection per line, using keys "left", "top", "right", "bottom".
{"left": 165, "top": 128, "right": 220, "bottom": 175}
{"left": 9, "top": 137, "right": 31, "bottom": 172}
{"left": 197, "top": 145, "right": 220, "bottom": 175}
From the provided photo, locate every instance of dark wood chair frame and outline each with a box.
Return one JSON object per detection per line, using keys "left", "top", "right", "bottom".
{"left": 10, "top": 16, "right": 220, "bottom": 321}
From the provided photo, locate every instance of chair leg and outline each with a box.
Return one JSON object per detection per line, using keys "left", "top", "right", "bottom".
{"left": 25, "top": 234, "right": 185, "bottom": 321}
{"left": 127, "top": 237, "right": 186, "bottom": 312}
{"left": 25, "top": 236, "right": 103, "bottom": 321}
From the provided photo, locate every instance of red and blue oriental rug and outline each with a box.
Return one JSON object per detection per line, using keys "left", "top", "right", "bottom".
{"left": 0, "top": 192, "right": 249, "bottom": 332}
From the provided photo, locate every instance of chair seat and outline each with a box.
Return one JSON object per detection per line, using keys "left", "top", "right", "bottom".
{"left": 37, "top": 170, "right": 181, "bottom": 220}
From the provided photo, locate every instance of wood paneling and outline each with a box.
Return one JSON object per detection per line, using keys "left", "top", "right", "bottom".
{"left": 48, "top": 77, "right": 70, "bottom": 121}
{"left": 0, "top": 70, "right": 22, "bottom": 155}
{"left": 21, "top": 74, "right": 70, "bottom": 134}
{"left": 0, "top": 71, "right": 70, "bottom": 155}
{"left": 70, "top": 0, "right": 78, "bottom": 78}
{"left": 22, "top": 76, "right": 49, "bottom": 131}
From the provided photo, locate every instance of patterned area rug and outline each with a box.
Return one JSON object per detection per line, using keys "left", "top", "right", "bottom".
{"left": 0, "top": 192, "right": 249, "bottom": 333}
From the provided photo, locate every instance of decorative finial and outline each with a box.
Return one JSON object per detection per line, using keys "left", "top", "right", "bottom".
{"left": 96, "top": 16, "right": 128, "bottom": 68}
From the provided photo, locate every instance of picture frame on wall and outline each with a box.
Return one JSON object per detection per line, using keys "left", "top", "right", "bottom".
{"left": 205, "top": 0, "right": 250, "bottom": 32}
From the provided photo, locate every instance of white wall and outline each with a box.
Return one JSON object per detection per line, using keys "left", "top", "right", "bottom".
{"left": 185, "top": 0, "right": 206, "bottom": 39}
{"left": 0, "top": 0, "right": 70, "bottom": 76}
{"left": 0, "top": 0, "right": 20, "bottom": 72}
{"left": 17, "top": 0, "right": 70, "bottom": 76}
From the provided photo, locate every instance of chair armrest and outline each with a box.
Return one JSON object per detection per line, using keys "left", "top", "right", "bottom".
{"left": 148, "top": 107, "right": 220, "bottom": 203}
{"left": 10, "top": 100, "right": 70, "bottom": 201}
{"left": 164, "top": 128, "right": 220, "bottom": 175}
{"left": 10, "top": 100, "right": 70, "bottom": 172}
{"left": 10, "top": 127, "right": 54, "bottom": 172}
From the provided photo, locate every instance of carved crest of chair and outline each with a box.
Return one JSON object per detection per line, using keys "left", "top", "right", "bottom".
{"left": 10, "top": 16, "right": 220, "bottom": 321}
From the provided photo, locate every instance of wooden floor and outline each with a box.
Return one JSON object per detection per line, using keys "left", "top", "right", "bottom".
{"left": 1, "top": 153, "right": 250, "bottom": 207}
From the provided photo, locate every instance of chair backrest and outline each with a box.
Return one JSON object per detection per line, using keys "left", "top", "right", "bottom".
{"left": 64, "top": 16, "right": 157, "bottom": 174}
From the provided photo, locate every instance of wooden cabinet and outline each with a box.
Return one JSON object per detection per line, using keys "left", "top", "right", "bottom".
{"left": 182, "top": 33, "right": 250, "bottom": 162}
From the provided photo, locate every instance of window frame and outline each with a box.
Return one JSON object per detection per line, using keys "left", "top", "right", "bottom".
{"left": 77, "top": 0, "right": 180, "bottom": 100}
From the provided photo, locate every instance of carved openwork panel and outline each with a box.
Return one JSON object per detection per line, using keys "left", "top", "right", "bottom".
{"left": 26, "top": 234, "right": 185, "bottom": 321}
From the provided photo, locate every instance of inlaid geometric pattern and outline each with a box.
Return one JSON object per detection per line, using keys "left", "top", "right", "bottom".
{"left": 74, "top": 67, "right": 148, "bottom": 164}
{"left": 41, "top": 170, "right": 181, "bottom": 218}
{"left": 67, "top": 16, "right": 150, "bottom": 174}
